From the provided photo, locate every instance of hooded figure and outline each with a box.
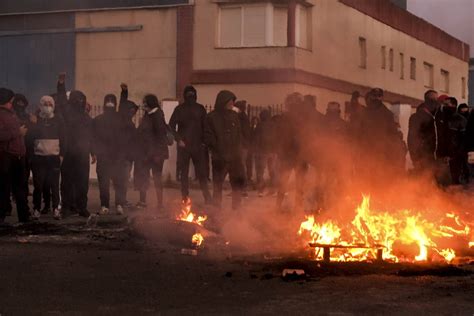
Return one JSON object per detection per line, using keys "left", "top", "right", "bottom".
{"left": 13, "top": 94, "right": 30, "bottom": 124}
{"left": 446, "top": 99, "right": 469, "bottom": 184}
{"left": 92, "top": 93, "right": 130, "bottom": 214}
{"left": 204, "top": 90, "right": 244, "bottom": 210}
{"left": 358, "top": 88, "right": 406, "bottom": 182}
{"left": 61, "top": 89, "right": 92, "bottom": 217}
{"left": 134, "top": 94, "right": 169, "bottom": 211}
{"left": 169, "top": 85, "right": 211, "bottom": 203}
{"left": 27, "top": 96, "right": 66, "bottom": 220}
{"left": 254, "top": 109, "right": 277, "bottom": 195}
{"left": 408, "top": 90, "right": 452, "bottom": 184}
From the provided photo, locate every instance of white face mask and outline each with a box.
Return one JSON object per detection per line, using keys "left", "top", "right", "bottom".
{"left": 105, "top": 102, "right": 115, "bottom": 108}
{"left": 40, "top": 105, "right": 54, "bottom": 118}
{"left": 232, "top": 106, "right": 240, "bottom": 113}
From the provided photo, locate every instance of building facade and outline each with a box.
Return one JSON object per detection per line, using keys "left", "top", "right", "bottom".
{"left": 0, "top": 0, "right": 470, "bottom": 176}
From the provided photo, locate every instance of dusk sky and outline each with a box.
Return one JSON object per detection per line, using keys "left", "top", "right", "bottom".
{"left": 408, "top": 0, "right": 474, "bottom": 56}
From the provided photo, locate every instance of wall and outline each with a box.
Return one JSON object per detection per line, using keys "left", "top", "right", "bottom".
{"left": 75, "top": 8, "right": 178, "bottom": 107}
{"left": 295, "top": 0, "right": 469, "bottom": 103}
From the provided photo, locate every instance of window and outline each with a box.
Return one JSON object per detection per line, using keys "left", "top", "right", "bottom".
{"left": 423, "top": 62, "right": 434, "bottom": 88}
{"left": 400, "top": 53, "right": 404, "bottom": 79}
{"left": 389, "top": 48, "right": 394, "bottom": 72}
{"left": 440, "top": 69, "right": 449, "bottom": 93}
{"left": 273, "top": 6, "right": 288, "bottom": 46}
{"left": 381, "top": 46, "right": 386, "bottom": 69}
{"left": 296, "top": 4, "right": 310, "bottom": 49}
{"left": 462, "top": 77, "right": 466, "bottom": 99}
{"left": 410, "top": 57, "right": 416, "bottom": 80}
{"left": 359, "top": 37, "right": 367, "bottom": 69}
{"left": 218, "top": 3, "right": 288, "bottom": 48}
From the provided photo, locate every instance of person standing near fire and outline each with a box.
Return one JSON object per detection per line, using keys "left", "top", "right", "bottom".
{"left": 27, "top": 96, "right": 66, "bottom": 220}
{"left": 408, "top": 90, "right": 451, "bottom": 185}
{"left": 0, "top": 88, "right": 30, "bottom": 223}
{"left": 169, "top": 86, "right": 212, "bottom": 205}
{"left": 357, "top": 88, "right": 406, "bottom": 184}
{"left": 204, "top": 90, "right": 245, "bottom": 210}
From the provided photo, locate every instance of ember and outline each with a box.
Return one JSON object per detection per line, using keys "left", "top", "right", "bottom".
{"left": 298, "top": 196, "right": 472, "bottom": 263}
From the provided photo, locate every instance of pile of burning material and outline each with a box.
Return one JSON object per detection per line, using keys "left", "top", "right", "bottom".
{"left": 176, "top": 198, "right": 208, "bottom": 248}
{"left": 298, "top": 196, "right": 473, "bottom": 263}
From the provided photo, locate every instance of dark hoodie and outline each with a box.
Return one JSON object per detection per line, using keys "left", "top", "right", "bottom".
{"left": 63, "top": 90, "right": 92, "bottom": 157}
{"left": 408, "top": 102, "right": 445, "bottom": 163}
{"left": 92, "top": 94, "right": 123, "bottom": 160}
{"left": 169, "top": 85, "right": 208, "bottom": 152}
{"left": 204, "top": 90, "right": 241, "bottom": 162}
{"left": 137, "top": 98, "right": 169, "bottom": 162}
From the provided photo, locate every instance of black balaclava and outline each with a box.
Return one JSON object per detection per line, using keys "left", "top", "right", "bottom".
{"left": 183, "top": 85, "right": 197, "bottom": 105}
{"left": 103, "top": 94, "right": 117, "bottom": 113}
{"left": 13, "top": 94, "right": 29, "bottom": 121}
{"left": 458, "top": 103, "right": 470, "bottom": 118}
{"left": 69, "top": 90, "right": 87, "bottom": 113}
{"left": 424, "top": 93, "right": 439, "bottom": 114}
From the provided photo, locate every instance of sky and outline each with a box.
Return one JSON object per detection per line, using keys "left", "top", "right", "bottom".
{"left": 407, "top": 0, "right": 474, "bottom": 56}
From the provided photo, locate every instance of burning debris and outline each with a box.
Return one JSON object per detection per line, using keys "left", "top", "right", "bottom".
{"left": 298, "top": 196, "right": 473, "bottom": 263}
{"left": 176, "top": 198, "right": 208, "bottom": 248}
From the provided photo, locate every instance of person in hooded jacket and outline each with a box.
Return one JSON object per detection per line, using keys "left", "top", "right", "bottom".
{"left": 445, "top": 99, "right": 469, "bottom": 184}
{"left": 169, "top": 86, "right": 211, "bottom": 204}
{"left": 117, "top": 84, "right": 138, "bottom": 207}
{"left": 408, "top": 90, "right": 451, "bottom": 184}
{"left": 275, "top": 93, "right": 309, "bottom": 212}
{"left": 254, "top": 109, "right": 276, "bottom": 196}
{"left": 235, "top": 100, "right": 251, "bottom": 196}
{"left": 204, "top": 90, "right": 245, "bottom": 210}
{"left": 92, "top": 93, "right": 130, "bottom": 215}
{"left": 27, "top": 96, "right": 66, "bottom": 220}
{"left": 134, "top": 94, "right": 169, "bottom": 211}
{"left": 0, "top": 88, "right": 30, "bottom": 223}
{"left": 61, "top": 90, "right": 93, "bottom": 217}
{"left": 358, "top": 88, "right": 406, "bottom": 183}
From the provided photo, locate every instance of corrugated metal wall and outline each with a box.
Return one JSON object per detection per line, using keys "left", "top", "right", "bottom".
{"left": 0, "top": 13, "right": 75, "bottom": 110}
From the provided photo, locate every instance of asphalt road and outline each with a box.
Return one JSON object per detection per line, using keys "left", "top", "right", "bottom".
{"left": 0, "top": 186, "right": 473, "bottom": 315}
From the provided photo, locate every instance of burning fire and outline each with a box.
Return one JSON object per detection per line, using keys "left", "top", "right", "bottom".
{"left": 177, "top": 198, "right": 207, "bottom": 247}
{"left": 298, "top": 196, "right": 472, "bottom": 263}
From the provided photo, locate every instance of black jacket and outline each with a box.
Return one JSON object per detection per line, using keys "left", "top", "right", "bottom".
{"left": 63, "top": 94, "right": 92, "bottom": 158}
{"left": 27, "top": 115, "right": 66, "bottom": 158}
{"left": 408, "top": 104, "right": 446, "bottom": 163}
{"left": 169, "top": 101, "right": 207, "bottom": 152}
{"left": 204, "top": 91, "right": 241, "bottom": 162}
{"left": 92, "top": 109, "right": 126, "bottom": 160}
{"left": 137, "top": 108, "right": 169, "bottom": 161}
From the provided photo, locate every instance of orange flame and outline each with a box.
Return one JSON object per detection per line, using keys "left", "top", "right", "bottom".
{"left": 177, "top": 199, "right": 207, "bottom": 247}
{"left": 298, "top": 196, "right": 472, "bottom": 263}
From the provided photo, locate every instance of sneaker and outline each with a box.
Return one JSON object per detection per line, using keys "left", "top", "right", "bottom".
{"left": 53, "top": 208, "right": 61, "bottom": 220}
{"left": 116, "top": 205, "right": 124, "bottom": 215}
{"left": 99, "top": 206, "right": 109, "bottom": 215}
{"left": 258, "top": 192, "right": 264, "bottom": 197}
{"left": 31, "top": 209, "right": 41, "bottom": 220}
{"left": 124, "top": 201, "right": 133, "bottom": 208}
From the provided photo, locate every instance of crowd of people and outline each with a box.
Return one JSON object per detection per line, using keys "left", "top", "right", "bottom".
{"left": 0, "top": 73, "right": 472, "bottom": 224}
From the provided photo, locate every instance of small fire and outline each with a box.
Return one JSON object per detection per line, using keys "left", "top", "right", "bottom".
{"left": 192, "top": 233, "right": 204, "bottom": 247}
{"left": 298, "top": 196, "right": 472, "bottom": 263}
{"left": 177, "top": 198, "right": 207, "bottom": 247}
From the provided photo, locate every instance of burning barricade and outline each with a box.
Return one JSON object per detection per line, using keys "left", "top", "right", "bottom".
{"left": 298, "top": 196, "right": 473, "bottom": 263}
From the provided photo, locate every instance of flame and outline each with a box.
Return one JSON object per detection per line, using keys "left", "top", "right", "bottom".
{"left": 298, "top": 196, "right": 472, "bottom": 263}
{"left": 177, "top": 199, "right": 207, "bottom": 226}
{"left": 192, "top": 233, "right": 204, "bottom": 247}
{"left": 177, "top": 199, "right": 207, "bottom": 247}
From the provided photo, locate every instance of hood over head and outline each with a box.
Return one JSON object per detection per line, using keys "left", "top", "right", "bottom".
{"left": 214, "top": 90, "right": 236, "bottom": 112}
{"left": 69, "top": 90, "right": 87, "bottom": 113}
